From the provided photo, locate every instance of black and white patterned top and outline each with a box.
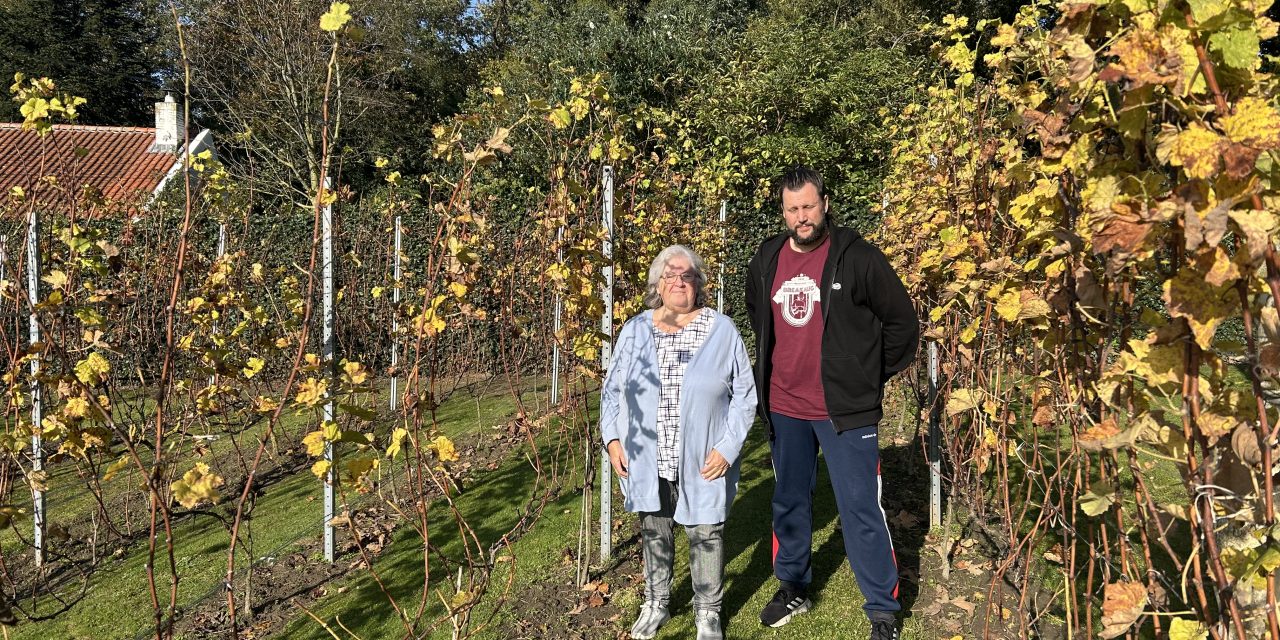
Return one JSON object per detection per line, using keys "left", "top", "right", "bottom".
{"left": 654, "top": 308, "right": 714, "bottom": 481}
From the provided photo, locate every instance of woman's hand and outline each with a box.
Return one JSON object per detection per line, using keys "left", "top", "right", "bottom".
{"left": 607, "top": 440, "right": 628, "bottom": 478}
{"left": 700, "top": 448, "right": 729, "bottom": 481}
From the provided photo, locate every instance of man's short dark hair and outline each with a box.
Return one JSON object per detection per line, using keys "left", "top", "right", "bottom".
{"left": 776, "top": 165, "right": 826, "bottom": 200}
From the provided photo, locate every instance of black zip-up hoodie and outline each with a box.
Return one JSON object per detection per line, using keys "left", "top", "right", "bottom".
{"left": 745, "top": 225, "right": 919, "bottom": 436}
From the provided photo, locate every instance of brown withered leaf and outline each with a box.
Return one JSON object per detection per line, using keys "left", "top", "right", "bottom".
{"left": 1064, "top": 35, "right": 1096, "bottom": 83}
{"left": 1022, "top": 108, "right": 1073, "bottom": 157}
{"left": 1099, "top": 26, "right": 1183, "bottom": 92}
{"left": 1074, "top": 263, "right": 1108, "bottom": 312}
{"left": 1229, "top": 209, "right": 1279, "bottom": 264}
{"left": 1184, "top": 199, "right": 1232, "bottom": 251}
{"left": 1092, "top": 202, "right": 1151, "bottom": 273}
{"left": 1231, "top": 424, "right": 1262, "bottom": 467}
{"left": 1261, "top": 344, "right": 1280, "bottom": 377}
{"left": 1194, "top": 247, "right": 1242, "bottom": 287}
{"left": 1099, "top": 582, "right": 1148, "bottom": 639}
{"left": 1222, "top": 142, "right": 1261, "bottom": 179}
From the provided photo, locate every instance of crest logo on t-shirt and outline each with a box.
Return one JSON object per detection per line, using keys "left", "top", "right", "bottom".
{"left": 772, "top": 274, "right": 821, "bottom": 327}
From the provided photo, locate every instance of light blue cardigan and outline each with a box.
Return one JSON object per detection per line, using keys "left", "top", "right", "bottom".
{"left": 599, "top": 309, "right": 757, "bottom": 525}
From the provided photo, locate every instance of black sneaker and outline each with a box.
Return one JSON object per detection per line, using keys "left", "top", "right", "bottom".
{"left": 870, "top": 619, "right": 899, "bottom": 640}
{"left": 759, "top": 586, "right": 811, "bottom": 627}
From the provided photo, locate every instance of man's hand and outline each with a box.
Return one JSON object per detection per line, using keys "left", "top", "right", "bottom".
{"left": 607, "top": 440, "right": 628, "bottom": 478}
{"left": 700, "top": 448, "right": 729, "bottom": 481}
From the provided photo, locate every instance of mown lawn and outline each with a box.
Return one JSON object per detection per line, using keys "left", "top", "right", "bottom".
{"left": 5, "top": 376, "right": 544, "bottom": 640}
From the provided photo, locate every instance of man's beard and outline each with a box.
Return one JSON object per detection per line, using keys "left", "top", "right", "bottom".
{"left": 787, "top": 216, "right": 829, "bottom": 246}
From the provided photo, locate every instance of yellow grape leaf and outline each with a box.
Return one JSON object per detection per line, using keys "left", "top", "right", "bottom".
{"left": 429, "top": 435, "right": 458, "bottom": 463}
{"left": 959, "top": 317, "right": 980, "bottom": 344}
{"left": 254, "top": 395, "right": 279, "bottom": 413}
{"left": 1221, "top": 97, "right": 1280, "bottom": 149}
{"left": 63, "top": 397, "right": 89, "bottom": 419}
{"left": 386, "top": 427, "right": 409, "bottom": 459}
{"left": 302, "top": 430, "right": 327, "bottom": 457}
{"left": 995, "top": 290, "right": 1022, "bottom": 322}
{"left": 242, "top": 357, "right": 264, "bottom": 379}
{"left": 1169, "top": 123, "right": 1224, "bottom": 179}
{"left": 344, "top": 456, "right": 379, "bottom": 491}
{"left": 319, "top": 2, "right": 351, "bottom": 31}
{"left": 1163, "top": 270, "right": 1235, "bottom": 349}
{"left": 946, "top": 388, "right": 982, "bottom": 416}
{"left": 295, "top": 378, "right": 327, "bottom": 407}
{"left": 371, "top": 286, "right": 384, "bottom": 298}
{"left": 548, "top": 107, "right": 571, "bottom": 129}
{"left": 311, "top": 459, "right": 332, "bottom": 479}
{"left": 1099, "top": 581, "right": 1147, "bottom": 638}
{"left": 449, "top": 282, "right": 468, "bottom": 298}
{"left": 74, "top": 352, "right": 111, "bottom": 386}
{"left": 342, "top": 360, "right": 368, "bottom": 384}
{"left": 170, "top": 462, "right": 224, "bottom": 509}
{"left": 102, "top": 456, "right": 129, "bottom": 482}
{"left": 1168, "top": 618, "right": 1208, "bottom": 640}
{"left": 41, "top": 270, "right": 67, "bottom": 289}
{"left": 415, "top": 295, "right": 448, "bottom": 337}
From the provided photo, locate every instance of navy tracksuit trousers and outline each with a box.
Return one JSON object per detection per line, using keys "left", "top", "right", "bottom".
{"left": 769, "top": 412, "right": 900, "bottom": 618}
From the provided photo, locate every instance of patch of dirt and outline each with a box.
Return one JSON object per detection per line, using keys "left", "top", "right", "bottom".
{"left": 502, "top": 538, "right": 643, "bottom": 640}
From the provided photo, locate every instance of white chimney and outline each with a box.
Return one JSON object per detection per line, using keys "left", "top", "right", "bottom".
{"left": 151, "top": 94, "right": 180, "bottom": 153}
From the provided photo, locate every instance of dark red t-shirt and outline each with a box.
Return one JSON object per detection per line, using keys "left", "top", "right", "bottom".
{"left": 769, "top": 236, "right": 829, "bottom": 420}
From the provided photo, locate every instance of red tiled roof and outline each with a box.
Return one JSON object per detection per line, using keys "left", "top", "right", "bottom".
{"left": 0, "top": 123, "right": 181, "bottom": 209}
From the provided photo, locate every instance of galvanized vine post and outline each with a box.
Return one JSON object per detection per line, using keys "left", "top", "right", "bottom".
{"left": 27, "top": 210, "right": 44, "bottom": 566}
{"left": 210, "top": 223, "right": 226, "bottom": 388}
{"left": 717, "top": 200, "right": 726, "bottom": 314}
{"left": 390, "top": 215, "right": 401, "bottom": 411}
{"left": 600, "top": 165, "right": 614, "bottom": 561}
{"left": 919, "top": 160, "right": 944, "bottom": 530}
{"left": 322, "top": 177, "right": 337, "bottom": 563}
{"left": 928, "top": 341, "right": 941, "bottom": 529}
{"left": 551, "top": 225, "right": 564, "bottom": 406}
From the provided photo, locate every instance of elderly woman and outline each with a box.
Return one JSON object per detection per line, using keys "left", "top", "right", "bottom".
{"left": 599, "top": 244, "right": 757, "bottom": 640}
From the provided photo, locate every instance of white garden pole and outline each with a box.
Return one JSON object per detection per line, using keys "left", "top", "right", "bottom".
{"left": 210, "top": 223, "right": 226, "bottom": 388}
{"left": 600, "top": 165, "right": 614, "bottom": 561}
{"left": 717, "top": 201, "right": 726, "bottom": 314}
{"left": 322, "top": 177, "right": 337, "bottom": 563}
{"left": 390, "top": 215, "right": 401, "bottom": 411}
{"left": 551, "top": 225, "right": 564, "bottom": 406}
{"left": 928, "top": 341, "right": 941, "bottom": 529}
{"left": 27, "top": 210, "right": 44, "bottom": 566}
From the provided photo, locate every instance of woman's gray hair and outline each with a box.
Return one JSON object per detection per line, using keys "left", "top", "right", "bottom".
{"left": 644, "top": 244, "right": 709, "bottom": 310}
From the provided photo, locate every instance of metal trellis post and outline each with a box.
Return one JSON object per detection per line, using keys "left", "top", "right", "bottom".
{"left": 322, "top": 177, "right": 337, "bottom": 563}
{"left": 210, "top": 223, "right": 226, "bottom": 388}
{"left": 390, "top": 215, "right": 401, "bottom": 411}
{"left": 717, "top": 201, "right": 726, "bottom": 314}
{"left": 928, "top": 341, "right": 942, "bottom": 529}
{"left": 551, "top": 225, "right": 564, "bottom": 405}
{"left": 27, "top": 210, "right": 44, "bottom": 566}
{"left": 600, "top": 166, "right": 614, "bottom": 561}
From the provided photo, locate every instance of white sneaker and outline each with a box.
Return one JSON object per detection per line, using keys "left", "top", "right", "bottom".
{"left": 695, "top": 609, "right": 723, "bottom": 640}
{"left": 629, "top": 602, "right": 670, "bottom": 639}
